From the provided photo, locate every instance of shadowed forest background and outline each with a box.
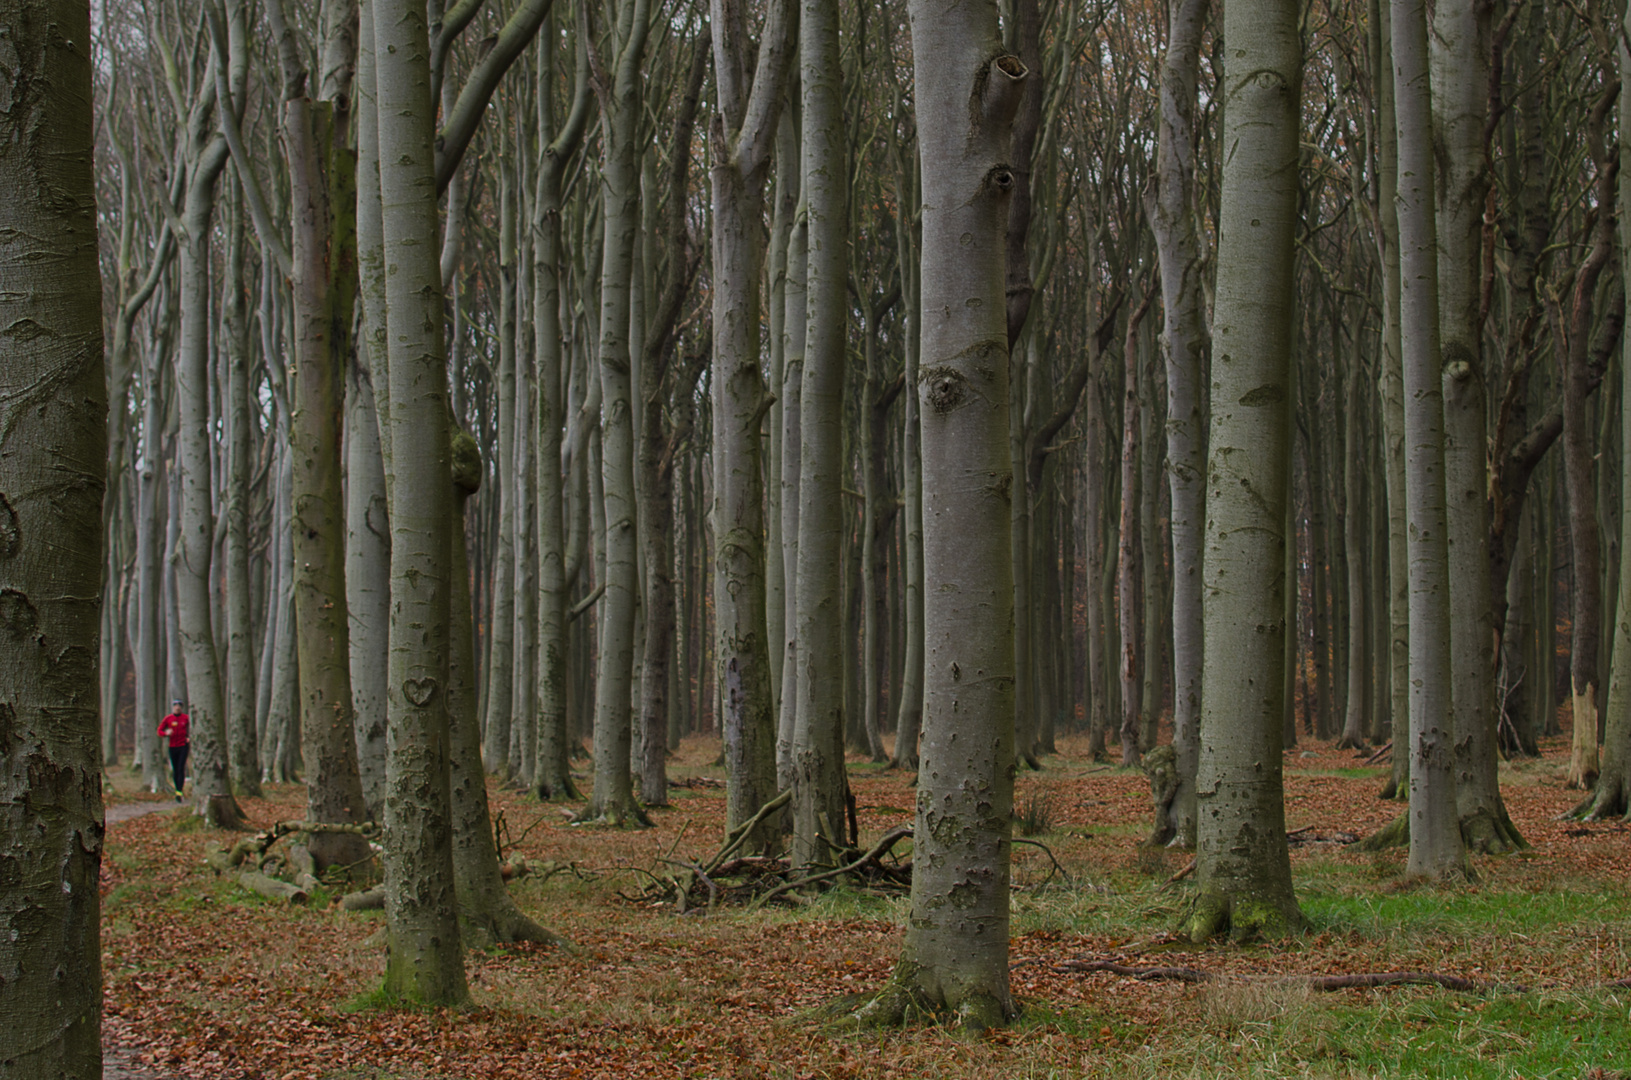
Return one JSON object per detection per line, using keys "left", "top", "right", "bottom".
{"left": 8, "top": 0, "right": 1631, "bottom": 1071}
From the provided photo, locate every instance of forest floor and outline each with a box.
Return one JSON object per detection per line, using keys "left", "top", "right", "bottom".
{"left": 100, "top": 727, "right": 1631, "bottom": 1079}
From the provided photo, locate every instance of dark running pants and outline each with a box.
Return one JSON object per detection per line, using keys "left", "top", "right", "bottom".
{"left": 168, "top": 745, "right": 189, "bottom": 794}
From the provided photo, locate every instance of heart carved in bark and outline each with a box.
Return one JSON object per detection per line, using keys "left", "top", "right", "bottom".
{"left": 403, "top": 677, "right": 438, "bottom": 707}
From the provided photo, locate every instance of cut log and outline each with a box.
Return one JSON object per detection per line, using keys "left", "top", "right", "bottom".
{"left": 235, "top": 869, "right": 309, "bottom": 905}
{"left": 341, "top": 886, "right": 386, "bottom": 911}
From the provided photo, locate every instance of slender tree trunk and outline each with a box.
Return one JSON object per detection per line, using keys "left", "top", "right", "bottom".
{"left": 891, "top": 167, "right": 924, "bottom": 771}
{"left": 176, "top": 99, "right": 244, "bottom": 827}
{"left": 775, "top": 115, "right": 807, "bottom": 787}
{"left": 1555, "top": 101, "right": 1617, "bottom": 791}
{"left": 0, "top": 1, "right": 106, "bottom": 1065}
{"left": 447, "top": 433, "right": 565, "bottom": 947}
{"left": 346, "top": 358, "right": 390, "bottom": 819}
{"left": 1182, "top": 0, "right": 1303, "bottom": 942}
{"left": 857, "top": 1, "right": 1024, "bottom": 1028}
{"left": 1394, "top": 0, "right": 1469, "bottom": 881}
{"left": 1337, "top": 338, "right": 1369, "bottom": 751}
{"left": 1433, "top": 0, "right": 1520, "bottom": 852}
{"left": 222, "top": 215, "right": 261, "bottom": 798}
{"left": 135, "top": 365, "right": 168, "bottom": 793}
{"left": 483, "top": 173, "right": 519, "bottom": 774}
{"left": 370, "top": 0, "right": 467, "bottom": 1005}
{"left": 1149, "top": 0, "right": 1210, "bottom": 847}
{"left": 1575, "top": 21, "right": 1631, "bottom": 821}
{"left": 531, "top": 16, "right": 590, "bottom": 802}
{"left": 581, "top": 0, "right": 656, "bottom": 828}
{"left": 861, "top": 311, "right": 900, "bottom": 764}
{"left": 792, "top": 0, "right": 850, "bottom": 869}
{"left": 1372, "top": 0, "right": 1410, "bottom": 801}
{"left": 285, "top": 83, "right": 370, "bottom": 868}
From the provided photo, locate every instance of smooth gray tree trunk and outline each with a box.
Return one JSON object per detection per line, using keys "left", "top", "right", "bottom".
{"left": 369, "top": 0, "right": 468, "bottom": 1005}
{"left": 1433, "top": 0, "right": 1521, "bottom": 853}
{"left": 1181, "top": 0, "right": 1304, "bottom": 942}
{"left": 580, "top": 0, "right": 656, "bottom": 828}
{"left": 709, "top": 0, "right": 793, "bottom": 850}
{"left": 1148, "top": 0, "right": 1210, "bottom": 847}
{"left": 791, "top": 0, "right": 849, "bottom": 869}
{"left": 175, "top": 65, "right": 244, "bottom": 828}
{"left": 1394, "top": 0, "right": 1469, "bottom": 882}
{"left": 857, "top": 0, "right": 1024, "bottom": 1029}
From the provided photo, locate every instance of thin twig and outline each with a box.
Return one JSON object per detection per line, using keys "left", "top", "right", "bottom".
{"left": 750, "top": 826, "right": 914, "bottom": 910}
{"left": 1012, "top": 836, "right": 1069, "bottom": 887}
{"left": 704, "top": 789, "right": 792, "bottom": 874}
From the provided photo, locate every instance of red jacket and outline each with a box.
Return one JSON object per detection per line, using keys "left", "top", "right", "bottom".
{"left": 158, "top": 712, "right": 190, "bottom": 748}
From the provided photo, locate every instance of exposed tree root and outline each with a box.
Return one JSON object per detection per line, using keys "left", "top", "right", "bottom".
{"left": 457, "top": 897, "right": 570, "bottom": 951}
{"left": 572, "top": 799, "right": 653, "bottom": 828}
{"left": 201, "top": 793, "right": 250, "bottom": 831}
{"left": 1141, "top": 744, "right": 1178, "bottom": 848}
{"left": 1568, "top": 771, "right": 1630, "bottom": 821}
{"left": 1362, "top": 741, "right": 1393, "bottom": 765}
{"left": 1361, "top": 807, "right": 1529, "bottom": 855}
{"left": 1459, "top": 804, "right": 1528, "bottom": 854}
{"left": 850, "top": 964, "right": 1016, "bottom": 1033}
{"left": 1357, "top": 812, "right": 1409, "bottom": 851}
{"left": 534, "top": 772, "right": 583, "bottom": 803}
{"left": 1179, "top": 886, "right": 1302, "bottom": 944}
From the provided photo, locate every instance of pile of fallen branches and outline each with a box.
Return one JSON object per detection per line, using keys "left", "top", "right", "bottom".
{"left": 631, "top": 792, "right": 914, "bottom": 913}
{"left": 204, "top": 820, "right": 381, "bottom": 905}
{"left": 632, "top": 792, "right": 1070, "bottom": 912}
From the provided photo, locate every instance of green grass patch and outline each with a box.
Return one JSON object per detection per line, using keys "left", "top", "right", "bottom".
{"left": 1301, "top": 886, "right": 1631, "bottom": 940}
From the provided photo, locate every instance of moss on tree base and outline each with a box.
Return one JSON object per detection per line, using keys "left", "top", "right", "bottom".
{"left": 572, "top": 799, "right": 653, "bottom": 828}
{"left": 1361, "top": 808, "right": 1526, "bottom": 856}
{"left": 1179, "top": 887, "right": 1302, "bottom": 944}
{"left": 848, "top": 963, "right": 1018, "bottom": 1034}
{"left": 1568, "top": 772, "right": 1631, "bottom": 822}
{"left": 457, "top": 899, "right": 569, "bottom": 951}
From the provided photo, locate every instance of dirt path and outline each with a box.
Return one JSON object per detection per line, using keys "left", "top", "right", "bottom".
{"left": 103, "top": 800, "right": 182, "bottom": 1077}
{"left": 105, "top": 800, "right": 182, "bottom": 825}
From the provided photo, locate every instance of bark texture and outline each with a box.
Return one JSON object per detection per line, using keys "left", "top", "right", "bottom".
{"left": 791, "top": 0, "right": 849, "bottom": 869}
{"left": 1148, "top": 0, "right": 1210, "bottom": 847}
{"left": 1394, "top": 0, "right": 1469, "bottom": 881}
{"left": 709, "top": 0, "right": 793, "bottom": 850}
{"left": 0, "top": 2, "right": 105, "bottom": 1069}
{"left": 369, "top": 0, "right": 467, "bottom": 1005}
{"left": 1431, "top": 0, "right": 1520, "bottom": 854}
{"left": 580, "top": 0, "right": 655, "bottom": 828}
{"left": 858, "top": 0, "right": 1023, "bottom": 1029}
{"left": 1182, "top": 0, "right": 1304, "bottom": 942}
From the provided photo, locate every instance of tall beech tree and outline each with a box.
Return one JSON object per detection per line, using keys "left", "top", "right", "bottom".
{"left": 1147, "top": 0, "right": 1210, "bottom": 849}
{"left": 1431, "top": 0, "right": 1521, "bottom": 853}
{"left": 710, "top": 0, "right": 795, "bottom": 850}
{"left": 0, "top": 0, "right": 106, "bottom": 1069}
{"left": 222, "top": 0, "right": 374, "bottom": 872}
{"left": 532, "top": 10, "right": 594, "bottom": 803}
{"left": 368, "top": 0, "right": 467, "bottom": 1005}
{"left": 857, "top": 0, "right": 1025, "bottom": 1029}
{"left": 579, "top": 0, "right": 656, "bottom": 828}
{"left": 1182, "top": 0, "right": 1303, "bottom": 942}
{"left": 1394, "top": 0, "right": 1469, "bottom": 882}
{"left": 792, "top": 0, "right": 850, "bottom": 868}
{"left": 173, "top": 13, "right": 244, "bottom": 828}
{"left": 1573, "top": 10, "right": 1631, "bottom": 823}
